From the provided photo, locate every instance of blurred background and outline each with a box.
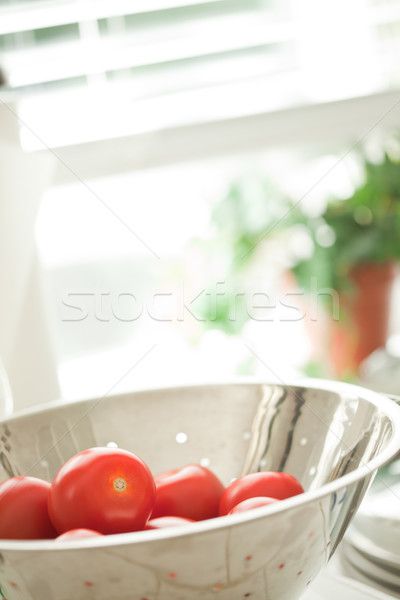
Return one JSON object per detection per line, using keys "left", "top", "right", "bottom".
{"left": 1, "top": 0, "right": 400, "bottom": 410}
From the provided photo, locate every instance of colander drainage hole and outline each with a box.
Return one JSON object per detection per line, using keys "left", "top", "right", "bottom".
{"left": 106, "top": 441, "right": 118, "bottom": 448}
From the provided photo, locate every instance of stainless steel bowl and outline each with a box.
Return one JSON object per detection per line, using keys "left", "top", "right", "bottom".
{"left": 0, "top": 379, "right": 399, "bottom": 600}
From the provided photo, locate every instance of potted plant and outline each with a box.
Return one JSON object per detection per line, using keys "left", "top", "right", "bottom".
{"left": 198, "top": 136, "right": 400, "bottom": 379}
{"left": 292, "top": 141, "right": 400, "bottom": 377}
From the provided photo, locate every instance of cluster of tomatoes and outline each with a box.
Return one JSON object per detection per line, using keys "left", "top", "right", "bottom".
{"left": 0, "top": 446, "right": 304, "bottom": 541}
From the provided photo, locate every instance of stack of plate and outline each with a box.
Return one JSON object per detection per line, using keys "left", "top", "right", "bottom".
{"left": 306, "top": 570, "right": 398, "bottom": 600}
{"left": 339, "top": 460, "right": 400, "bottom": 598}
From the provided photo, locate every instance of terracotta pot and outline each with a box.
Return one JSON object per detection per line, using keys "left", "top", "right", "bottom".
{"left": 331, "top": 261, "right": 398, "bottom": 377}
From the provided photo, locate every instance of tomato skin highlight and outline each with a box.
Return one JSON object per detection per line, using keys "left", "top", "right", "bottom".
{"left": 48, "top": 447, "right": 155, "bottom": 535}
{"left": 228, "top": 496, "right": 278, "bottom": 515}
{"left": 145, "top": 516, "right": 195, "bottom": 529}
{"left": 151, "top": 464, "right": 225, "bottom": 521}
{"left": 56, "top": 528, "right": 103, "bottom": 540}
{"left": 219, "top": 471, "right": 304, "bottom": 516}
{"left": 0, "top": 476, "right": 57, "bottom": 540}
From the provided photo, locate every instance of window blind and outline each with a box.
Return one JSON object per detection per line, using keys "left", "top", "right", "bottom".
{"left": 0, "top": 0, "right": 399, "bottom": 152}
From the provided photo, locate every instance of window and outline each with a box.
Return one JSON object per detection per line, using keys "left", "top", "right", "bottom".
{"left": 0, "top": 0, "right": 399, "bottom": 154}
{"left": 1, "top": 0, "right": 400, "bottom": 406}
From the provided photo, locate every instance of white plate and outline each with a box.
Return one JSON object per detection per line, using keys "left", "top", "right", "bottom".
{"left": 340, "top": 540, "right": 400, "bottom": 589}
{"left": 304, "top": 570, "right": 398, "bottom": 600}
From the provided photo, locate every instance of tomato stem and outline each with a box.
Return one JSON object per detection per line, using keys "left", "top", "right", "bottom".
{"left": 113, "top": 477, "right": 127, "bottom": 492}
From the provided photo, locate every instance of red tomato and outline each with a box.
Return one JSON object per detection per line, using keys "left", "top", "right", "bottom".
{"left": 228, "top": 496, "right": 278, "bottom": 515}
{"left": 48, "top": 447, "right": 155, "bottom": 535}
{"left": 219, "top": 471, "right": 304, "bottom": 516}
{"left": 0, "top": 476, "right": 57, "bottom": 540}
{"left": 56, "top": 528, "right": 103, "bottom": 540}
{"left": 151, "top": 464, "right": 224, "bottom": 521}
{"left": 145, "top": 516, "right": 195, "bottom": 529}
